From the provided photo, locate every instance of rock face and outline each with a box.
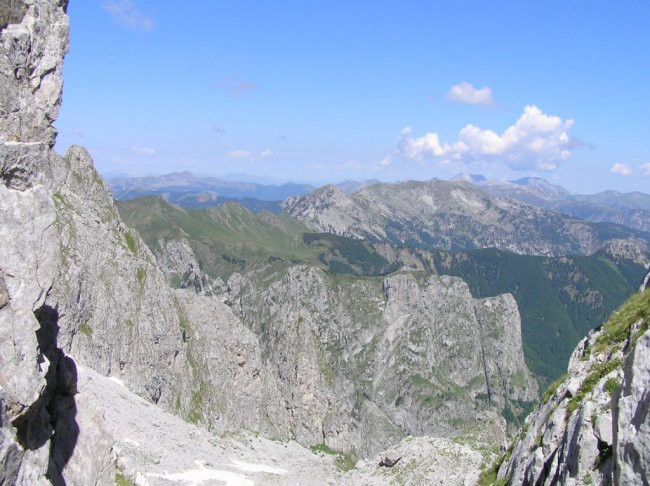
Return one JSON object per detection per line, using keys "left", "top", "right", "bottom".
{"left": 497, "top": 282, "right": 650, "bottom": 485}
{"left": 283, "top": 181, "right": 649, "bottom": 257}
{"left": 46, "top": 146, "right": 193, "bottom": 408}
{"left": 157, "top": 238, "right": 223, "bottom": 294}
{"left": 1, "top": 0, "right": 68, "bottom": 190}
{"left": 226, "top": 265, "right": 537, "bottom": 456}
{"left": 0, "top": 1, "right": 76, "bottom": 484}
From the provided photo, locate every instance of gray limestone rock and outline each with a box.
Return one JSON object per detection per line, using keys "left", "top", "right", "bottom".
{"left": 227, "top": 265, "right": 537, "bottom": 457}
{"left": 0, "top": 275, "right": 9, "bottom": 308}
{"left": 157, "top": 238, "right": 223, "bottom": 294}
{"left": 498, "top": 280, "right": 650, "bottom": 485}
{"left": 615, "top": 328, "right": 650, "bottom": 485}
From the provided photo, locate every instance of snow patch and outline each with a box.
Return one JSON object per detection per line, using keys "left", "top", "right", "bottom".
{"left": 147, "top": 461, "right": 253, "bottom": 486}
{"left": 229, "top": 458, "right": 287, "bottom": 474}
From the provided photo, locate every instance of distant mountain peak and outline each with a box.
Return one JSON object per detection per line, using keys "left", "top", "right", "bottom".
{"left": 451, "top": 173, "right": 487, "bottom": 183}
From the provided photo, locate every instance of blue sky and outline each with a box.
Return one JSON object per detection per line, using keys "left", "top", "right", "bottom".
{"left": 55, "top": 1, "right": 650, "bottom": 193}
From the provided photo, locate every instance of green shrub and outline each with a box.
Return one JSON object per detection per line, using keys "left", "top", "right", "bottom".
{"left": 541, "top": 373, "right": 568, "bottom": 404}
{"left": 604, "top": 377, "right": 621, "bottom": 395}
{"left": 115, "top": 469, "right": 135, "bottom": 486}
{"left": 124, "top": 231, "right": 137, "bottom": 254}
{"left": 566, "top": 359, "right": 622, "bottom": 418}
{"left": 136, "top": 267, "right": 146, "bottom": 285}
{"left": 79, "top": 321, "right": 92, "bottom": 337}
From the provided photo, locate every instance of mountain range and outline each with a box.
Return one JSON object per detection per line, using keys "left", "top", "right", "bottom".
{"left": 283, "top": 180, "right": 650, "bottom": 257}
{"left": 462, "top": 174, "right": 650, "bottom": 232}
{"left": 108, "top": 170, "right": 650, "bottom": 235}
{"left": 107, "top": 171, "right": 315, "bottom": 204}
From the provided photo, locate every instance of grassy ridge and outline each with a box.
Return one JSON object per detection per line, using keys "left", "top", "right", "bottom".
{"left": 116, "top": 197, "right": 399, "bottom": 280}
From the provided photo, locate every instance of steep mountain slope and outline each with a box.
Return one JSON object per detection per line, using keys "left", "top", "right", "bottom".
{"left": 117, "top": 196, "right": 318, "bottom": 280}
{"left": 283, "top": 181, "right": 649, "bottom": 256}
{"left": 116, "top": 197, "right": 540, "bottom": 455}
{"left": 226, "top": 266, "right": 537, "bottom": 454}
{"left": 43, "top": 152, "right": 542, "bottom": 458}
{"left": 492, "top": 271, "right": 650, "bottom": 485}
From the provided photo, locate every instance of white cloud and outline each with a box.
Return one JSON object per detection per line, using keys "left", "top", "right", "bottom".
{"left": 396, "top": 105, "right": 575, "bottom": 171}
{"left": 446, "top": 81, "right": 494, "bottom": 106}
{"left": 398, "top": 127, "right": 451, "bottom": 160}
{"left": 260, "top": 149, "right": 273, "bottom": 159}
{"left": 103, "top": 0, "right": 153, "bottom": 31}
{"left": 228, "top": 150, "right": 252, "bottom": 159}
{"left": 611, "top": 163, "right": 633, "bottom": 176}
{"left": 132, "top": 146, "right": 156, "bottom": 156}
{"left": 641, "top": 163, "right": 650, "bottom": 176}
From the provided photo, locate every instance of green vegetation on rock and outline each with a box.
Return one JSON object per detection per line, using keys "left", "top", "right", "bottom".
{"left": 593, "top": 288, "right": 650, "bottom": 354}
{"left": 541, "top": 373, "right": 568, "bottom": 404}
{"left": 566, "top": 358, "right": 622, "bottom": 417}
{"left": 309, "top": 443, "right": 357, "bottom": 472}
{"left": 124, "top": 231, "right": 137, "bottom": 254}
{"left": 79, "top": 321, "right": 92, "bottom": 337}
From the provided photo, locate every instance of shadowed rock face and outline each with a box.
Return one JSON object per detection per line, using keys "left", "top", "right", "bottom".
{"left": 0, "top": 1, "right": 81, "bottom": 484}
{"left": 0, "top": 1, "right": 28, "bottom": 30}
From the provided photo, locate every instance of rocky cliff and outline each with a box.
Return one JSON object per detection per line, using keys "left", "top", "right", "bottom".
{"left": 0, "top": 1, "right": 75, "bottom": 483}
{"left": 283, "top": 182, "right": 649, "bottom": 257}
{"left": 494, "top": 269, "right": 650, "bottom": 485}
{"left": 224, "top": 265, "right": 538, "bottom": 456}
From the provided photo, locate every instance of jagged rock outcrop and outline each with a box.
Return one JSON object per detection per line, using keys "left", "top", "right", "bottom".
{"left": 227, "top": 265, "right": 538, "bottom": 456}
{"left": 157, "top": 238, "right": 223, "bottom": 294}
{"left": 497, "top": 279, "right": 650, "bottom": 485}
{"left": 172, "top": 290, "right": 291, "bottom": 437}
{"left": 283, "top": 181, "right": 649, "bottom": 257}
